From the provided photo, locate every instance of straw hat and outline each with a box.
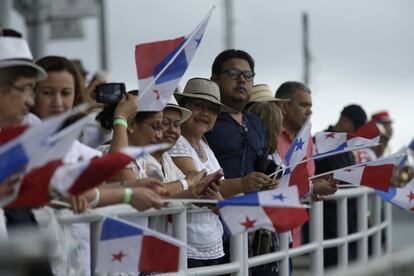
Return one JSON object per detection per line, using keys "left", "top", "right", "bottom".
{"left": 174, "top": 78, "right": 233, "bottom": 112}
{"left": 0, "top": 30, "right": 46, "bottom": 81}
{"left": 249, "top": 84, "right": 287, "bottom": 103}
{"left": 165, "top": 95, "right": 192, "bottom": 124}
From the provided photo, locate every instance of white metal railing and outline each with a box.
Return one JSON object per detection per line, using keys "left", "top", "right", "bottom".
{"left": 39, "top": 186, "right": 391, "bottom": 276}
{"left": 325, "top": 245, "right": 414, "bottom": 276}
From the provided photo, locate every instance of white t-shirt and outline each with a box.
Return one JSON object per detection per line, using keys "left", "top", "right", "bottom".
{"left": 169, "top": 135, "right": 224, "bottom": 260}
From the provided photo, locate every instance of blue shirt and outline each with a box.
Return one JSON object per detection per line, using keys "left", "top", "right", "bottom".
{"left": 205, "top": 111, "right": 268, "bottom": 179}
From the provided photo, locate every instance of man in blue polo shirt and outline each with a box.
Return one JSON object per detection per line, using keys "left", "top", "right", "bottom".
{"left": 205, "top": 49, "right": 278, "bottom": 275}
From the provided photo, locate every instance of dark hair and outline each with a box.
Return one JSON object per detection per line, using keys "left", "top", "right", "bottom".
{"left": 35, "top": 56, "right": 84, "bottom": 105}
{"left": 341, "top": 104, "right": 367, "bottom": 130}
{"left": 275, "top": 81, "right": 311, "bottom": 100}
{"left": 211, "top": 49, "right": 255, "bottom": 76}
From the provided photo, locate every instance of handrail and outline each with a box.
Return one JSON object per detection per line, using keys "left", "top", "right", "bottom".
{"left": 40, "top": 186, "right": 391, "bottom": 276}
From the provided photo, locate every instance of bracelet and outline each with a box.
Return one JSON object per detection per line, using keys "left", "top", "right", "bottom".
{"left": 179, "top": 179, "right": 189, "bottom": 190}
{"left": 90, "top": 188, "right": 100, "bottom": 208}
{"left": 124, "top": 187, "right": 133, "bottom": 204}
{"left": 114, "top": 115, "right": 127, "bottom": 121}
{"left": 113, "top": 118, "right": 127, "bottom": 128}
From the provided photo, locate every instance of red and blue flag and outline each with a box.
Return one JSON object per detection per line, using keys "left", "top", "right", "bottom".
{"left": 135, "top": 9, "right": 213, "bottom": 111}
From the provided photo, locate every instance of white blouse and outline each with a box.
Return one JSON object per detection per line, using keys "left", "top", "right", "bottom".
{"left": 144, "top": 152, "right": 185, "bottom": 234}
{"left": 169, "top": 135, "right": 224, "bottom": 260}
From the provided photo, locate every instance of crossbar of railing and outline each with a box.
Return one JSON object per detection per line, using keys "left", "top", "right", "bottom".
{"left": 42, "top": 186, "right": 391, "bottom": 276}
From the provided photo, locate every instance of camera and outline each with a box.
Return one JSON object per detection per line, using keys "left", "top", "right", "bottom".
{"left": 254, "top": 155, "right": 282, "bottom": 179}
{"left": 95, "top": 83, "right": 126, "bottom": 104}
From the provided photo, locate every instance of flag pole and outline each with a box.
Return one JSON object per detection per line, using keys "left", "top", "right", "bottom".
{"left": 269, "top": 142, "right": 381, "bottom": 179}
{"left": 137, "top": 7, "right": 215, "bottom": 101}
{"left": 162, "top": 198, "right": 218, "bottom": 205}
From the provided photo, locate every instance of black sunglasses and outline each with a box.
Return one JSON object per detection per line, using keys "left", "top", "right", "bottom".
{"left": 219, "top": 68, "right": 255, "bottom": 81}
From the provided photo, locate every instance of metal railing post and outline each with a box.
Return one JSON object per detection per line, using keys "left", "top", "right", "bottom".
{"left": 90, "top": 219, "right": 106, "bottom": 276}
{"left": 357, "top": 193, "right": 368, "bottom": 263}
{"left": 278, "top": 232, "right": 290, "bottom": 276}
{"left": 372, "top": 195, "right": 382, "bottom": 258}
{"left": 230, "top": 232, "right": 246, "bottom": 276}
{"left": 384, "top": 202, "right": 393, "bottom": 254}
{"left": 310, "top": 200, "right": 324, "bottom": 276}
{"left": 337, "top": 197, "right": 348, "bottom": 268}
{"left": 172, "top": 207, "right": 188, "bottom": 272}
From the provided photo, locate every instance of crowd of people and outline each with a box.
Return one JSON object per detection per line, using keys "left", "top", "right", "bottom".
{"left": 0, "top": 27, "right": 399, "bottom": 275}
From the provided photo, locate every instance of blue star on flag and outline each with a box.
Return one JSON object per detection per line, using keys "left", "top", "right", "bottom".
{"left": 272, "top": 193, "right": 287, "bottom": 201}
{"left": 295, "top": 138, "right": 305, "bottom": 151}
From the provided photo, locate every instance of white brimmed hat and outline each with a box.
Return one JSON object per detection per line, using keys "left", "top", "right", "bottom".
{"left": 249, "top": 84, "right": 288, "bottom": 103}
{"left": 174, "top": 78, "right": 233, "bottom": 112}
{"left": 0, "top": 35, "right": 47, "bottom": 81}
{"left": 165, "top": 95, "right": 192, "bottom": 124}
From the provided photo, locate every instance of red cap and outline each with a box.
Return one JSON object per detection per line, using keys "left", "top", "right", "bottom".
{"left": 371, "top": 111, "right": 392, "bottom": 123}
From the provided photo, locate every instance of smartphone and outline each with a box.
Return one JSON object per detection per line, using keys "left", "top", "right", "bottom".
{"left": 201, "top": 169, "right": 224, "bottom": 194}
{"left": 95, "top": 83, "right": 126, "bottom": 104}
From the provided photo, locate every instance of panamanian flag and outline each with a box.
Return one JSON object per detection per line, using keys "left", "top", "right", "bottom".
{"left": 218, "top": 186, "right": 308, "bottom": 235}
{"left": 6, "top": 144, "right": 168, "bottom": 208}
{"left": 95, "top": 217, "right": 187, "bottom": 273}
{"left": 135, "top": 8, "right": 213, "bottom": 112}
{"left": 0, "top": 104, "right": 88, "bottom": 183}
{"left": 377, "top": 179, "right": 414, "bottom": 213}
{"left": 279, "top": 120, "right": 312, "bottom": 198}
{"left": 4, "top": 116, "right": 88, "bottom": 208}
{"left": 332, "top": 154, "right": 400, "bottom": 192}
{"left": 313, "top": 120, "right": 380, "bottom": 160}
{"left": 51, "top": 144, "right": 168, "bottom": 197}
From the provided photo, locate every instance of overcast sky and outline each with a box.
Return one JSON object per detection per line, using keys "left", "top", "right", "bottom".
{"left": 11, "top": 0, "right": 414, "bottom": 151}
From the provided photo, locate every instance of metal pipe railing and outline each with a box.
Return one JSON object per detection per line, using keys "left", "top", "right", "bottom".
{"left": 39, "top": 186, "right": 392, "bottom": 276}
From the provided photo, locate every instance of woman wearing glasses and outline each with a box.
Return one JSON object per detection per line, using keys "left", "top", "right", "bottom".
{"left": 169, "top": 78, "right": 276, "bottom": 267}
{"left": 168, "top": 78, "right": 226, "bottom": 268}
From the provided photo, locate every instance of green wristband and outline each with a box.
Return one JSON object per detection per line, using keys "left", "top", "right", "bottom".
{"left": 124, "top": 187, "right": 133, "bottom": 204}
{"left": 113, "top": 118, "right": 127, "bottom": 128}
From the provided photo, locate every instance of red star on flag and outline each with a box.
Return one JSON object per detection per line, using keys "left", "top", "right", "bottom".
{"left": 325, "top": 133, "right": 335, "bottom": 139}
{"left": 407, "top": 191, "right": 414, "bottom": 202}
{"left": 111, "top": 251, "right": 127, "bottom": 262}
{"left": 240, "top": 216, "right": 256, "bottom": 230}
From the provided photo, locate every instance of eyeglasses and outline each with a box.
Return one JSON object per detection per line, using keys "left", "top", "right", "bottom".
{"left": 219, "top": 68, "right": 255, "bottom": 81}
{"left": 4, "top": 82, "right": 35, "bottom": 97}
{"left": 186, "top": 100, "right": 220, "bottom": 114}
